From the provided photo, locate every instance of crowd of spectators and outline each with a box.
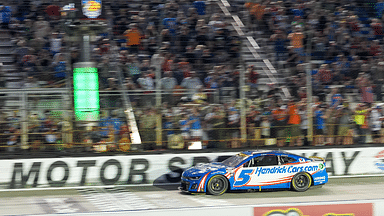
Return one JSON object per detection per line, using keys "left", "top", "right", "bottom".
{"left": 133, "top": 89, "right": 384, "bottom": 151}
{"left": 2, "top": 0, "right": 384, "bottom": 153}
{"left": 246, "top": 0, "right": 384, "bottom": 103}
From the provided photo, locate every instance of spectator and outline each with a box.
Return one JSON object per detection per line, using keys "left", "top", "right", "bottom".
{"left": 270, "top": 30, "right": 287, "bottom": 62}
{"left": 287, "top": 99, "right": 301, "bottom": 146}
{"left": 0, "top": 5, "right": 12, "bottom": 29}
{"left": 106, "top": 78, "right": 121, "bottom": 108}
{"left": 356, "top": 72, "right": 374, "bottom": 105}
{"left": 314, "top": 104, "right": 326, "bottom": 146}
{"left": 160, "top": 71, "right": 177, "bottom": 105}
{"left": 29, "top": 36, "right": 47, "bottom": 54}
{"left": 191, "top": 85, "right": 207, "bottom": 104}
{"left": 247, "top": 65, "right": 259, "bottom": 96}
{"left": 13, "top": 40, "right": 29, "bottom": 67}
{"left": 188, "top": 107, "right": 202, "bottom": 144}
{"left": 353, "top": 103, "right": 371, "bottom": 144}
{"left": 49, "top": 32, "right": 63, "bottom": 57}
{"left": 298, "top": 103, "right": 309, "bottom": 146}
{"left": 336, "top": 105, "right": 353, "bottom": 145}
{"left": 45, "top": 126, "right": 58, "bottom": 150}
{"left": 176, "top": 27, "right": 190, "bottom": 53}
{"left": 124, "top": 23, "right": 143, "bottom": 54}
{"left": 324, "top": 104, "right": 338, "bottom": 145}
{"left": 317, "top": 64, "right": 332, "bottom": 85}
{"left": 180, "top": 71, "right": 203, "bottom": 100}
{"left": 6, "top": 126, "right": 20, "bottom": 152}
{"left": 51, "top": 53, "right": 67, "bottom": 84}
{"left": 33, "top": 16, "right": 51, "bottom": 39}
{"left": 163, "top": 113, "right": 175, "bottom": 147}
{"left": 98, "top": 56, "right": 112, "bottom": 90}
{"left": 288, "top": 25, "right": 305, "bottom": 56}
{"left": 137, "top": 71, "right": 155, "bottom": 107}
{"left": 179, "top": 112, "right": 190, "bottom": 148}
{"left": 227, "top": 107, "right": 240, "bottom": 148}
{"left": 370, "top": 105, "right": 383, "bottom": 144}
{"left": 272, "top": 105, "right": 288, "bottom": 147}
{"left": 126, "top": 54, "right": 142, "bottom": 82}
{"left": 330, "top": 88, "right": 343, "bottom": 107}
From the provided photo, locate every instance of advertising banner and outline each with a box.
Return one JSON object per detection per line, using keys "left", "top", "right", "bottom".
{"left": 254, "top": 203, "right": 373, "bottom": 216}
{"left": 2, "top": 147, "right": 384, "bottom": 189}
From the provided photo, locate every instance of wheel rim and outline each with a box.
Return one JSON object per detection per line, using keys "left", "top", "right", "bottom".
{"left": 210, "top": 177, "right": 225, "bottom": 192}
{"left": 295, "top": 175, "right": 309, "bottom": 188}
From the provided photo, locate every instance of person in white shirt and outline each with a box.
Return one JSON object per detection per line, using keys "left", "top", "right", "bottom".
{"left": 137, "top": 72, "right": 155, "bottom": 107}
{"left": 370, "top": 105, "right": 383, "bottom": 143}
{"left": 160, "top": 71, "right": 177, "bottom": 105}
{"left": 49, "top": 32, "right": 62, "bottom": 56}
{"left": 180, "top": 71, "right": 203, "bottom": 100}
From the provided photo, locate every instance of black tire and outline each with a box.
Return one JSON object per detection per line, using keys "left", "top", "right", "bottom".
{"left": 291, "top": 172, "right": 312, "bottom": 192}
{"left": 206, "top": 175, "right": 228, "bottom": 195}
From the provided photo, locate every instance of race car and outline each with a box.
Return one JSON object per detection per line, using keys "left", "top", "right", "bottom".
{"left": 179, "top": 150, "right": 328, "bottom": 195}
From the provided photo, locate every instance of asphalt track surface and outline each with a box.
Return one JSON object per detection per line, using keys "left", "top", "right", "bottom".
{"left": 0, "top": 176, "right": 383, "bottom": 215}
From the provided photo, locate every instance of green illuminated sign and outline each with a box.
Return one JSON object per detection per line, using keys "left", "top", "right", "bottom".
{"left": 73, "top": 67, "right": 99, "bottom": 121}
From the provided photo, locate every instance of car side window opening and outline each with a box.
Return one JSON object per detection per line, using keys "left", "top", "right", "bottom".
{"left": 280, "top": 155, "right": 297, "bottom": 164}
{"left": 251, "top": 155, "right": 279, "bottom": 167}
{"left": 242, "top": 160, "right": 251, "bottom": 167}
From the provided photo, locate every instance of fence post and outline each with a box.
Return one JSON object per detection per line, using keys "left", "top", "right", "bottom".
{"left": 21, "top": 92, "right": 28, "bottom": 150}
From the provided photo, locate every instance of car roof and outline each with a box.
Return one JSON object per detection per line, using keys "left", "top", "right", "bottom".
{"left": 241, "top": 150, "right": 296, "bottom": 156}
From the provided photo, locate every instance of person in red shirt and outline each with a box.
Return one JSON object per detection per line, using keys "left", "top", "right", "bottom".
{"left": 370, "top": 40, "right": 382, "bottom": 56}
{"left": 317, "top": 64, "right": 332, "bottom": 85}
{"left": 371, "top": 18, "right": 384, "bottom": 40}
{"left": 247, "top": 65, "right": 259, "bottom": 96}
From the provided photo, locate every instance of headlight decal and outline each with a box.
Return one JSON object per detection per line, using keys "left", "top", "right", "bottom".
{"left": 188, "top": 176, "right": 201, "bottom": 180}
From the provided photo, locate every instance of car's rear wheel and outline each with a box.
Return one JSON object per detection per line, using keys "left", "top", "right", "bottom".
{"left": 206, "top": 175, "right": 228, "bottom": 195}
{"left": 291, "top": 172, "right": 312, "bottom": 192}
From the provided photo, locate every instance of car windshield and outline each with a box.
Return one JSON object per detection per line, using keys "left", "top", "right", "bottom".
{"left": 221, "top": 153, "right": 249, "bottom": 167}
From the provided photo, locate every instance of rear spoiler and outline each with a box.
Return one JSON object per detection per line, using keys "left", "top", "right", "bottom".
{"left": 309, "top": 156, "right": 325, "bottom": 162}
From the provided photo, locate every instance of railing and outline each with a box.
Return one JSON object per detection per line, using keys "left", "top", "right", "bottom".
{"left": 0, "top": 119, "right": 381, "bottom": 153}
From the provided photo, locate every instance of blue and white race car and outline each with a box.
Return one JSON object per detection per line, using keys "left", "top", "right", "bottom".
{"left": 180, "top": 150, "right": 328, "bottom": 195}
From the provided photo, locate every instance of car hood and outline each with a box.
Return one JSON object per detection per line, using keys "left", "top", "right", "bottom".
{"left": 183, "top": 162, "right": 229, "bottom": 176}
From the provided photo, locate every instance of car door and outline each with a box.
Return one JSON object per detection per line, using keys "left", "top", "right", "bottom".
{"left": 233, "top": 155, "right": 279, "bottom": 188}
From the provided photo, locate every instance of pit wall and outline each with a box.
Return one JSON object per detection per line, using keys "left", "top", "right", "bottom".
{"left": 3, "top": 147, "right": 384, "bottom": 189}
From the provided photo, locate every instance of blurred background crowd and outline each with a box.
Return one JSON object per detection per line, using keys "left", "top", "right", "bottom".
{"left": 0, "top": 0, "right": 384, "bottom": 154}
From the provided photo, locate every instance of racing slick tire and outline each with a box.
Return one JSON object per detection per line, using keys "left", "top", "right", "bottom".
{"left": 291, "top": 172, "right": 312, "bottom": 192}
{"left": 206, "top": 175, "right": 228, "bottom": 195}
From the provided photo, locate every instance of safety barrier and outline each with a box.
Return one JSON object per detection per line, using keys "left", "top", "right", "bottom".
{"left": 1, "top": 121, "right": 383, "bottom": 153}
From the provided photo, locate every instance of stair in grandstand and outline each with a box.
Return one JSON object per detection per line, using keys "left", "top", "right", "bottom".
{"left": 0, "top": 30, "right": 25, "bottom": 114}
{"left": 0, "top": 30, "right": 22, "bottom": 89}
{"left": 219, "top": 0, "right": 288, "bottom": 99}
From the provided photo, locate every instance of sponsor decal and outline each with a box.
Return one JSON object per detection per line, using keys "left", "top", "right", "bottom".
{"left": 7, "top": 155, "right": 218, "bottom": 189}
{"left": 254, "top": 203, "right": 373, "bottom": 216}
{"left": 314, "top": 176, "right": 326, "bottom": 183}
{"left": 253, "top": 165, "right": 319, "bottom": 177}
{"left": 374, "top": 150, "right": 384, "bottom": 171}
{"left": 2, "top": 147, "right": 384, "bottom": 189}
{"left": 82, "top": 0, "right": 102, "bottom": 19}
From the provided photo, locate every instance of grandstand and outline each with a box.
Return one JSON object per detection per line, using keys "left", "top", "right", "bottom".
{"left": 0, "top": 0, "right": 383, "bottom": 156}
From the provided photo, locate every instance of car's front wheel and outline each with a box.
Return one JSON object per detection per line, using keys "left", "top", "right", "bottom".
{"left": 206, "top": 175, "right": 228, "bottom": 195}
{"left": 291, "top": 172, "right": 312, "bottom": 192}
